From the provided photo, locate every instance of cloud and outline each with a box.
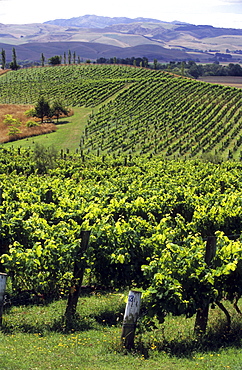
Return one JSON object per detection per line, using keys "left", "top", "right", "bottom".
{"left": 221, "top": 0, "right": 242, "bottom": 3}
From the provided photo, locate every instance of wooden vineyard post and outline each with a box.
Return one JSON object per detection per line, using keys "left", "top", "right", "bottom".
{"left": 194, "top": 235, "right": 216, "bottom": 335}
{"left": 121, "top": 290, "right": 142, "bottom": 350}
{"left": 0, "top": 273, "right": 7, "bottom": 325}
{"left": 64, "top": 231, "right": 91, "bottom": 324}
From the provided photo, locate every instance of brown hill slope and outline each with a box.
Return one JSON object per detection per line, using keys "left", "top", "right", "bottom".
{"left": 0, "top": 41, "right": 192, "bottom": 63}
{"left": 0, "top": 16, "right": 241, "bottom": 62}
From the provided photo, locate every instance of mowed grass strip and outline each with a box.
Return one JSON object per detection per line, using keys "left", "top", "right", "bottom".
{"left": 0, "top": 293, "right": 242, "bottom": 370}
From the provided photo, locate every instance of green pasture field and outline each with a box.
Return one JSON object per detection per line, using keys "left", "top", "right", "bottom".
{"left": 0, "top": 292, "right": 242, "bottom": 370}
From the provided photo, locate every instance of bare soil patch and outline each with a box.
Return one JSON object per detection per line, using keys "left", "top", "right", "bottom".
{"left": 0, "top": 69, "right": 10, "bottom": 76}
{"left": 198, "top": 76, "right": 242, "bottom": 89}
{"left": 0, "top": 104, "right": 56, "bottom": 143}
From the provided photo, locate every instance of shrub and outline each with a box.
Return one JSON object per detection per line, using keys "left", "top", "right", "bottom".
{"left": 25, "top": 120, "right": 39, "bottom": 128}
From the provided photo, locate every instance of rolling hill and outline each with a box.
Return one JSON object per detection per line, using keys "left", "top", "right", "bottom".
{"left": 0, "top": 15, "right": 242, "bottom": 63}
{"left": 0, "top": 64, "right": 241, "bottom": 161}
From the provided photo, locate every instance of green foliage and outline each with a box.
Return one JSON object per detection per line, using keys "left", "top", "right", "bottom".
{"left": 7, "top": 126, "right": 21, "bottom": 137}
{"left": 25, "top": 99, "right": 69, "bottom": 124}
{"left": 33, "top": 96, "right": 51, "bottom": 123}
{"left": 141, "top": 232, "right": 242, "bottom": 323}
{"left": 25, "top": 120, "right": 39, "bottom": 127}
{"left": 48, "top": 55, "right": 62, "bottom": 66}
{"left": 51, "top": 99, "right": 69, "bottom": 123}
{"left": 1, "top": 48, "right": 6, "bottom": 70}
{"left": 32, "top": 143, "right": 58, "bottom": 173}
{"left": 3, "top": 114, "right": 22, "bottom": 137}
{"left": 9, "top": 47, "right": 20, "bottom": 71}
{"left": 3, "top": 114, "right": 20, "bottom": 126}
{"left": 24, "top": 108, "right": 36, "bottom": 117}
{"left": 1, "top": 150, "right": 242, "bottom": 309}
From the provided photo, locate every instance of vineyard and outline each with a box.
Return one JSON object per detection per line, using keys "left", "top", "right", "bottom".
{"left": 1, "top": 148, "right": 242, "bottom": 334}
{"left": 0, "top": 64, "right": 241, "bottom": 159}
{"left": 1, "top": 64, "right": 242, "bottom": 342}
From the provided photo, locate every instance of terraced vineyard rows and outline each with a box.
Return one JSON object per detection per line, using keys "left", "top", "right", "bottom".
{"left": 81, "top": 75, "right": 242, "bottom": 159}
{"left": 0, "top": 64, "right": 241, "bottom": 159}
{"left": 0, "top": 64, "right": 153, "bottom": 106}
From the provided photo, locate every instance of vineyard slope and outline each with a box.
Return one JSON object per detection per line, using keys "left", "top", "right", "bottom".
{"left": 0, "top": 64, "right": 241, "bottom": 160}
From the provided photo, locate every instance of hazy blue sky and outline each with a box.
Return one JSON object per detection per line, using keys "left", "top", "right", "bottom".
{"left": 0, "top": 0, "right": 242, "bottom": 29}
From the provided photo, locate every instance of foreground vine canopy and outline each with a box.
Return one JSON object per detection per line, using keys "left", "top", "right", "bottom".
{"left": 1, "top": 147, "right": 242, "bottom": 332}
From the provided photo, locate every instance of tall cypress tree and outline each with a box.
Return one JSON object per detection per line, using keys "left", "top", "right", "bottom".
{"left": 10, "top": 48, "right": 20, "bottom": 70}
{"left": 41, "top": 53, "right": 45, "bottom": 67}
{"left": 1, "top": 49, "right": 6, "bottom": 70}
{"left": 68, "top": 50, "right": 71, "bottom": 65}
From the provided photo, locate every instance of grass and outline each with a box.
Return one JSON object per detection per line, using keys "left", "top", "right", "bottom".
{"left": 1, "top": 292, "right": 242, "bottom": 369}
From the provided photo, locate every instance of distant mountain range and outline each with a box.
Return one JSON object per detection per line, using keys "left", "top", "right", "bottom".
{"left": 0, "top": 15, "right": 242, "bottom": 64}
{"left": 44, "top": 15, "right": 168, "bottom": 28}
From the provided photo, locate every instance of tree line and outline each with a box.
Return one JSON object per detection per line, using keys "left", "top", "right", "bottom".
{"left": 0, "top": 48, "right": 83, "bottom": 69}
{"left": 153, "top": 60, "right": 242, "bottom": 78}
{"left": 96, "top": 56, "right": 149, "bottom": 67}
{"left": 1, "top": 47, "right": 242, "bottom": 79}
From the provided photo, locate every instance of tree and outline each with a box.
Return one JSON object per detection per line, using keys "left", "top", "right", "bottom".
{"left": 153, "top": 59, "right": 158, "bottom": 70}
{"left": 41, "top": 53, "right": 45, "bottom": 67}
{"left": 33, "top": 96, "right": 51, "bottom": 123}
{"left": 68, "top": 50, "right": 71, "bottom": 65}
{"left": 1, "top": 49, "right": 6, "bottom": 70}
{"left": 189, "top": 64, "right": 200, "bottom": 79}
{"left": 63, "top": 52, "right": 66, "bottom": 65}
{"left": 48, "top": 55, "right": 62, "bottom": 66}
{"left": 227, "top": 63, "right": 242, "bottom": 76}
{"left": 3, "top": 114, "right": 22, "bottom": 138}
{"left": 143, "top": 57, "right": 148, "bottom": 68}
{"left": 73, "top": 51, "right": 76, "bottom": 64}
{"left": 52, "top": 99, "right": 69, "bottom": 123}
{"left": 10, "top": 48, "right": 20, "bottom": 70}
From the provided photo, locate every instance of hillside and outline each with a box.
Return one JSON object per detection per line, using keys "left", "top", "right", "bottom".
{"left": 0, "top": 15, "right": 242, "bottom": 63}
{"left": 44, "top": 14, "right": 166, "bottom": 28}
{"left": 0, "top": 64, "right": 241, "bottom": 161}
{"left": 0, "top": 41, "right": 190, "bottom": 63}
